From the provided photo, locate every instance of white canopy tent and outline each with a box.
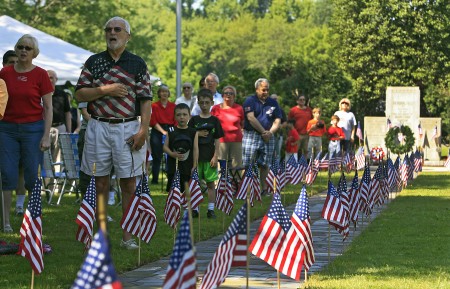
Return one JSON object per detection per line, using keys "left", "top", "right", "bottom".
{"left": 0, "top": 15, "right": 93, "bottom": 85}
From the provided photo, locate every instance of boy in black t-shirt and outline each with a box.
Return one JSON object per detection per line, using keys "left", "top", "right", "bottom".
{"left": 188, "top": 88, "right": 224, "bottom": 219}
{"left": 163, "top": 103, "right": 198, "bottom": 193}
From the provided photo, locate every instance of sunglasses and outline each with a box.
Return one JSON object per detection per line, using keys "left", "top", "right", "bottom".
{"left": 17, "top": 45, "right": 33, "bottom": 51}
{"left": 104, "top": 27, "right": 123, "bottom": 33}
{"left": 299, "top": 98, "right": 306, "bottom": 101}
{"left": 223, "top": 91, "right": 235, "bottom": 96}
{"left": 341, "top": 102, "right": 349, "bottom": 105}
{"left": 183, "top": 87, "right": 191, "bottom": 90}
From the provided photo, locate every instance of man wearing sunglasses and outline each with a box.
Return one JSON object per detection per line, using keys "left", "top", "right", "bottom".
{"left": 334, "top": 98, "right": 356, "bottom": 153}
{"left": 75, "top": 16, "right": 152, "bottom": 250}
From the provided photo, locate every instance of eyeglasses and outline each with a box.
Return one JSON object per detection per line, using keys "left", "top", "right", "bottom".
{"left": 17, "top": 45, "right": 33, "bottom": 51}
{"left": 223, "top": 91, "right": 235, "bottom": 96}
{"left": 104, "top": 27, "right": 123, "bottom": 33}
{"left": 183, "top": 87, "right": 191, "bottom": 90}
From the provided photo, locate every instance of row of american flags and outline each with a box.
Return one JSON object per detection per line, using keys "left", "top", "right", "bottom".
{"left": 18, "top": 145, "right": 432, "bottom": 288}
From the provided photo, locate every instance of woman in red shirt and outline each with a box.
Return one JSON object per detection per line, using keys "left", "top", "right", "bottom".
{"left": 0, "top": 34, "right": 53, "bottom": 233}
{"left": 149, "top": 85, "right": 176, "bottom": 184}
{"left": 211, "top": 85, "right": 244, "bottom": 169}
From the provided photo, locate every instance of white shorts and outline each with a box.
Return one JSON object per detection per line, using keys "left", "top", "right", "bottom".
{"left": 81, "top": 119, "right": 146, "bottom": 178}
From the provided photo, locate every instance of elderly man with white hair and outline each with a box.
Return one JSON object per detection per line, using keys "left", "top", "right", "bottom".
{"left": 75, "top": 16, "right": 152, "bottom": 249}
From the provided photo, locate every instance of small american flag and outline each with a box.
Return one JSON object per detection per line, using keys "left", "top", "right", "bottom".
{"left": 321, "top": 181, "right": 345, "bottom": 226}
{"left": 163, "top": 212, "right": 196, "bottom": 289}
{"left": 266, "top": 158, "right": 279, "bottom": 194}
{"left": 286, "top": 155, "right": 301, "bottom": 185}
{"left": 414, "top": 149, "right": 422, "bottom": 173}
{"left": 76, "top": 176, "right": 96, "bottom": 248}
{"left": 356, "top": 147, "right": 365, "bottom": 170}
{"left": 319, "top": 153, "right": 329, "bottom": 170}
{"left": 348, "top": 170, "right": 360, "bottom": 225}
{"left": 215, "top": 166, "right": 234, "bottom": 215}
{"left": 418, "top": 123, "right": 423, "bottom": 138}
{"left": 200, "top": 203, "right": 247, "bottom": 289}
{"left": 277, "top": 160, "right": 287, "bottom": 193}
{"left": 358, "top": 165, "right": 371, "bottom": 216}
{"left": 386, "top": 118, "right": 392, "bottom": 130}
{"left": 400, "top": 156, "right": 409, "bottom": 188}
{"left": 334, "top": 174, "right": 350, "bottom": 239}
{"left": 305, "top": 152, "right": 321, "bottom": 185}
{"left": 19, "top": 178, "right": 44, "bottom": 274}
{"left": 444, "top": 157, "right": 450, "bottom": 169}
{"left": 431, "top": 125, "right": 438, "bottom": 139}
{"left": 121, "top": 176, "right": 157, "bottom": 243}
{"left": 249, "top": 193, "right": 305, "bottom": 281}
{"left": 356, "top": 121, "right": 363, "bottom": 141}
{"left": 71, "top": 229, "right": 122, "bottom": 289}
{"left": 189, "top": 168, "right": 204, "bottom": 210}
{"left": 164, "top": 170, "right": 182, "bottom": 228}
{"left": 291, "top": 185, "right": 315, "bottom": 270}
{"left": 368, "top": 165, "right": 382, "bottom": 209}
{"left": 297, "top": 155, "right": 309, "bottom": 181}
{"left": 236, "top": 164, "right": 254, "bottom": 200}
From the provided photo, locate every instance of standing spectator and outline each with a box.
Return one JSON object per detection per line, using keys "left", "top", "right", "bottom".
{"left": 150, "top": 85, "right": 176, "bottom": 184}
{"left": 191, "top": 73, "right": 223, "bottom": 116}
{"left": 0, "top": 34, "right": 53, "bottom": 233}
{"left": 75, "top": 17, "right": 152, "bottom": 249}
{"left": 328, "top": 115, "right": 345, "bottom": 157}
{"left": 285, "top": 119, "right": 300, "bottom": 162}
{"left": 163, "top": 103, "right": 198, "bottom": 193}
{"left": 306, "top": 108, "right": 326, "bottom": 159}
{"left": 175, "top": 82, "right": 196, "bottom": 112}
{"left": 65, "top": 89, "right": 81, "bottom": 133}
{"left": 270, "top": 93, "right": 287, "bottom": 158}
{"left": 288, "top": 95, "right": 312, "bottom": 157}
{"left": 2, "top": 50, "right": 26, "bottom": 215}
{"left": 242, "top": 78, "right": 281, "bottom": 195}
{"left": 211, "top": 85, "right": 244, "bottom": 170}
{"left": 48, "top": 70, "right": 71, "bottom": 165}
{"left": 189, "top": 88, "right": 224, "bottom": 219}
{"left": 334, "top": 98, "right": 356, "bottom": 153}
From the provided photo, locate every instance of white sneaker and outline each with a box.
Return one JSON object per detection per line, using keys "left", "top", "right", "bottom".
{"left": 120, "top": 239, "right": 139, "bottom": 250}
{"left": 108, "top": 191, "right": 115, "bottom": 206}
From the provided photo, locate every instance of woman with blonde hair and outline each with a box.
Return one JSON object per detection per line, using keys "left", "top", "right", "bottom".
{"left": 0, "top": 34, "right": 53, "bottom": 233}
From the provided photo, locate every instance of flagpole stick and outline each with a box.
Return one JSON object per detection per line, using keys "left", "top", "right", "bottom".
{"left": 138, "top": 164, "right": 145, "bottom": 266}
{"left": 246, "top": 185, "right": 251, "bottom": 289}
{"left": 174, "top": 159, "right": 179, "bottom": 244}
{"left": 184, "top": 182, "right": 198, "bottom": 286}
{"left": 31, "top": 270, "right": 35, "bottom": 289}
{"left": 93, "top": 163, "right": 107, "bottom": 235}
{"left": 328, "top": 224, "right": 331, "bottom": 263}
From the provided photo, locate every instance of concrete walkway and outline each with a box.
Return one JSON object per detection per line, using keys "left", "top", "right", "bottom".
{"left": 120, "top": 188, "right": 392, "bottom": 289}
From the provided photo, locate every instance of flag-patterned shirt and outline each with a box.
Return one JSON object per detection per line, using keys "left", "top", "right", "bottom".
{"left": 76, "top": 50, "right": 152, "bottom": 118}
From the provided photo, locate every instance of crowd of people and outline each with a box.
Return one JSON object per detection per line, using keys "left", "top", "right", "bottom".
{"left": 0, "top": 17, "right": 358, "bottom": 250}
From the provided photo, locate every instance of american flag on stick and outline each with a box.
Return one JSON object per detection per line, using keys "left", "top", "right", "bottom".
{"left": 215, "top": 166, "right": 234, "bottom": 214}
{"left": 164, "top": 170, "right": 182, "bottom": 228}
{"left": 163, "top": 212, "right": 196, "bottom": 289}
{"left": 71, "top": 229, "right": 122, "bottom": 289}
{"left": 286, "top": 155, "right": 301, "bottom": 185}
{"left": 200, "top": 203, "right": 247, "bottom": 289}
{"left": 277, "top": 159, "right": 287, "bottom": 193}
{"left": 266, "top": 158, "right": 279, "bottom": 194}
{"left": 19, "top": 178, "right": 44, "bottom": 274}
{"left": 291, "top": 185, "right": 315, "bottom": 270}
{"left": 297, "top": 155, "right": 309, "bottom": 181}
{"left": 75, "top": 176, "right": 96, "bottom": 248}
{"left": 444, "top": 157, "right": 450, "bottom": 169}
{"left": 356, "top": 121, "right": 363, "bottom": 141}
{"left": 189, "top": 168, "right": 204, "bottom": 210}
{"left": 414, "top": 149, "right": 422, "bottom": 173}
{"left": 249, "top": 193, "right": 305, "bottom": 280}
{"left": 356, "top": 147, "right": 365, "bottom": 170}
{"left": 305, "top": 152, "right": 321, "bottom": 185}
{"left": 121, "top": 175, "right": 157, "bottom": 243}
{"left": 321, "top": 181, "right": 345, "bottom": 228}
{"left": 348, "top": 170, "right": 360, "bottom": 226}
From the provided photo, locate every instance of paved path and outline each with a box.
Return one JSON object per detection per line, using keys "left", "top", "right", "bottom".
{"left": 120, "top": 189, "right": 392, "bottom": 289}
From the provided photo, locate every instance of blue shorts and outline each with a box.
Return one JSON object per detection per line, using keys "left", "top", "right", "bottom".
{"left": 0, "top": 120, "right": 44, "bottom": 190}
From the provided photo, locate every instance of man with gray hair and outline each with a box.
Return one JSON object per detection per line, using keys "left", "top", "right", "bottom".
{"left": 242, "top": 78, "right": 282, "bottom": 195}
{"left": 75, "top": 16, "right": 152, "bottom": 249}
{"left": 191, "top": 72, "right": 223, "bottom": 116}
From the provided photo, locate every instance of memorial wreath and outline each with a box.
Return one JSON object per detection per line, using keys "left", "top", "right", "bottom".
{"left": 384, "top": 125, "right": 415, "bottom": 155}
{"left": 370, "top": 146, "right": 385, "bottom": 161}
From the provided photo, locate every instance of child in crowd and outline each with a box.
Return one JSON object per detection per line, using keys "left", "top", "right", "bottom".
{"left": 163, "top": 103, "right": 199, "bottom": 196}
{"left": 327, "top": 115, "right": 345, "bottom": 157}
{"left": 306, "top": 107, "right": 326, "bottom": 159}
{"left": 188, "top": 88, "right": 224, "bottom": 219}
{"left": 285, "top": 119, "right": 300, "bottom": 162}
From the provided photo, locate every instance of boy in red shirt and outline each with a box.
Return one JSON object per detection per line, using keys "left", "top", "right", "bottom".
{"left": 285, "top": 119, "right": 300, "bottom": 162}
{"left": 306, "top": 108, "right": 326, "bottom": 159}
{"left": 327, "top": 115, "right": 345, "bottom": 157}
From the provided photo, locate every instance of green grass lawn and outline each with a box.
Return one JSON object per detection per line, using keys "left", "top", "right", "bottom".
{"left": 0, "top": 173, "right": 329, "bottom": 289}
{"left": 306, "top": 172, "right": 450, "bottom": 289}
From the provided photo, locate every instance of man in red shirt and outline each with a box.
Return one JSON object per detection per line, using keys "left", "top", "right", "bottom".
{"left": 288, "top": 95, "right": 312, "bottom": 158}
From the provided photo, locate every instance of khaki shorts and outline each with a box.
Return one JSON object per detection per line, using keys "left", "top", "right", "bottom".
{"left": 81, "top": 119, "right": 146, "bottom": 178}
{"left": 218, "top": 142, "right": 243, "bottom": 168}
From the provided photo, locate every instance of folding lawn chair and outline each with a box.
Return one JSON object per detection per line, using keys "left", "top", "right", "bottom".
{"left": 57, "top": 133, "right": 80, "bottom": 205}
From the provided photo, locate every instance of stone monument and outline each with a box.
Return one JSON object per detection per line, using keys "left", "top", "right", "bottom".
{"left": 364, "top": 86, "right": 441, "bottom": 165}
